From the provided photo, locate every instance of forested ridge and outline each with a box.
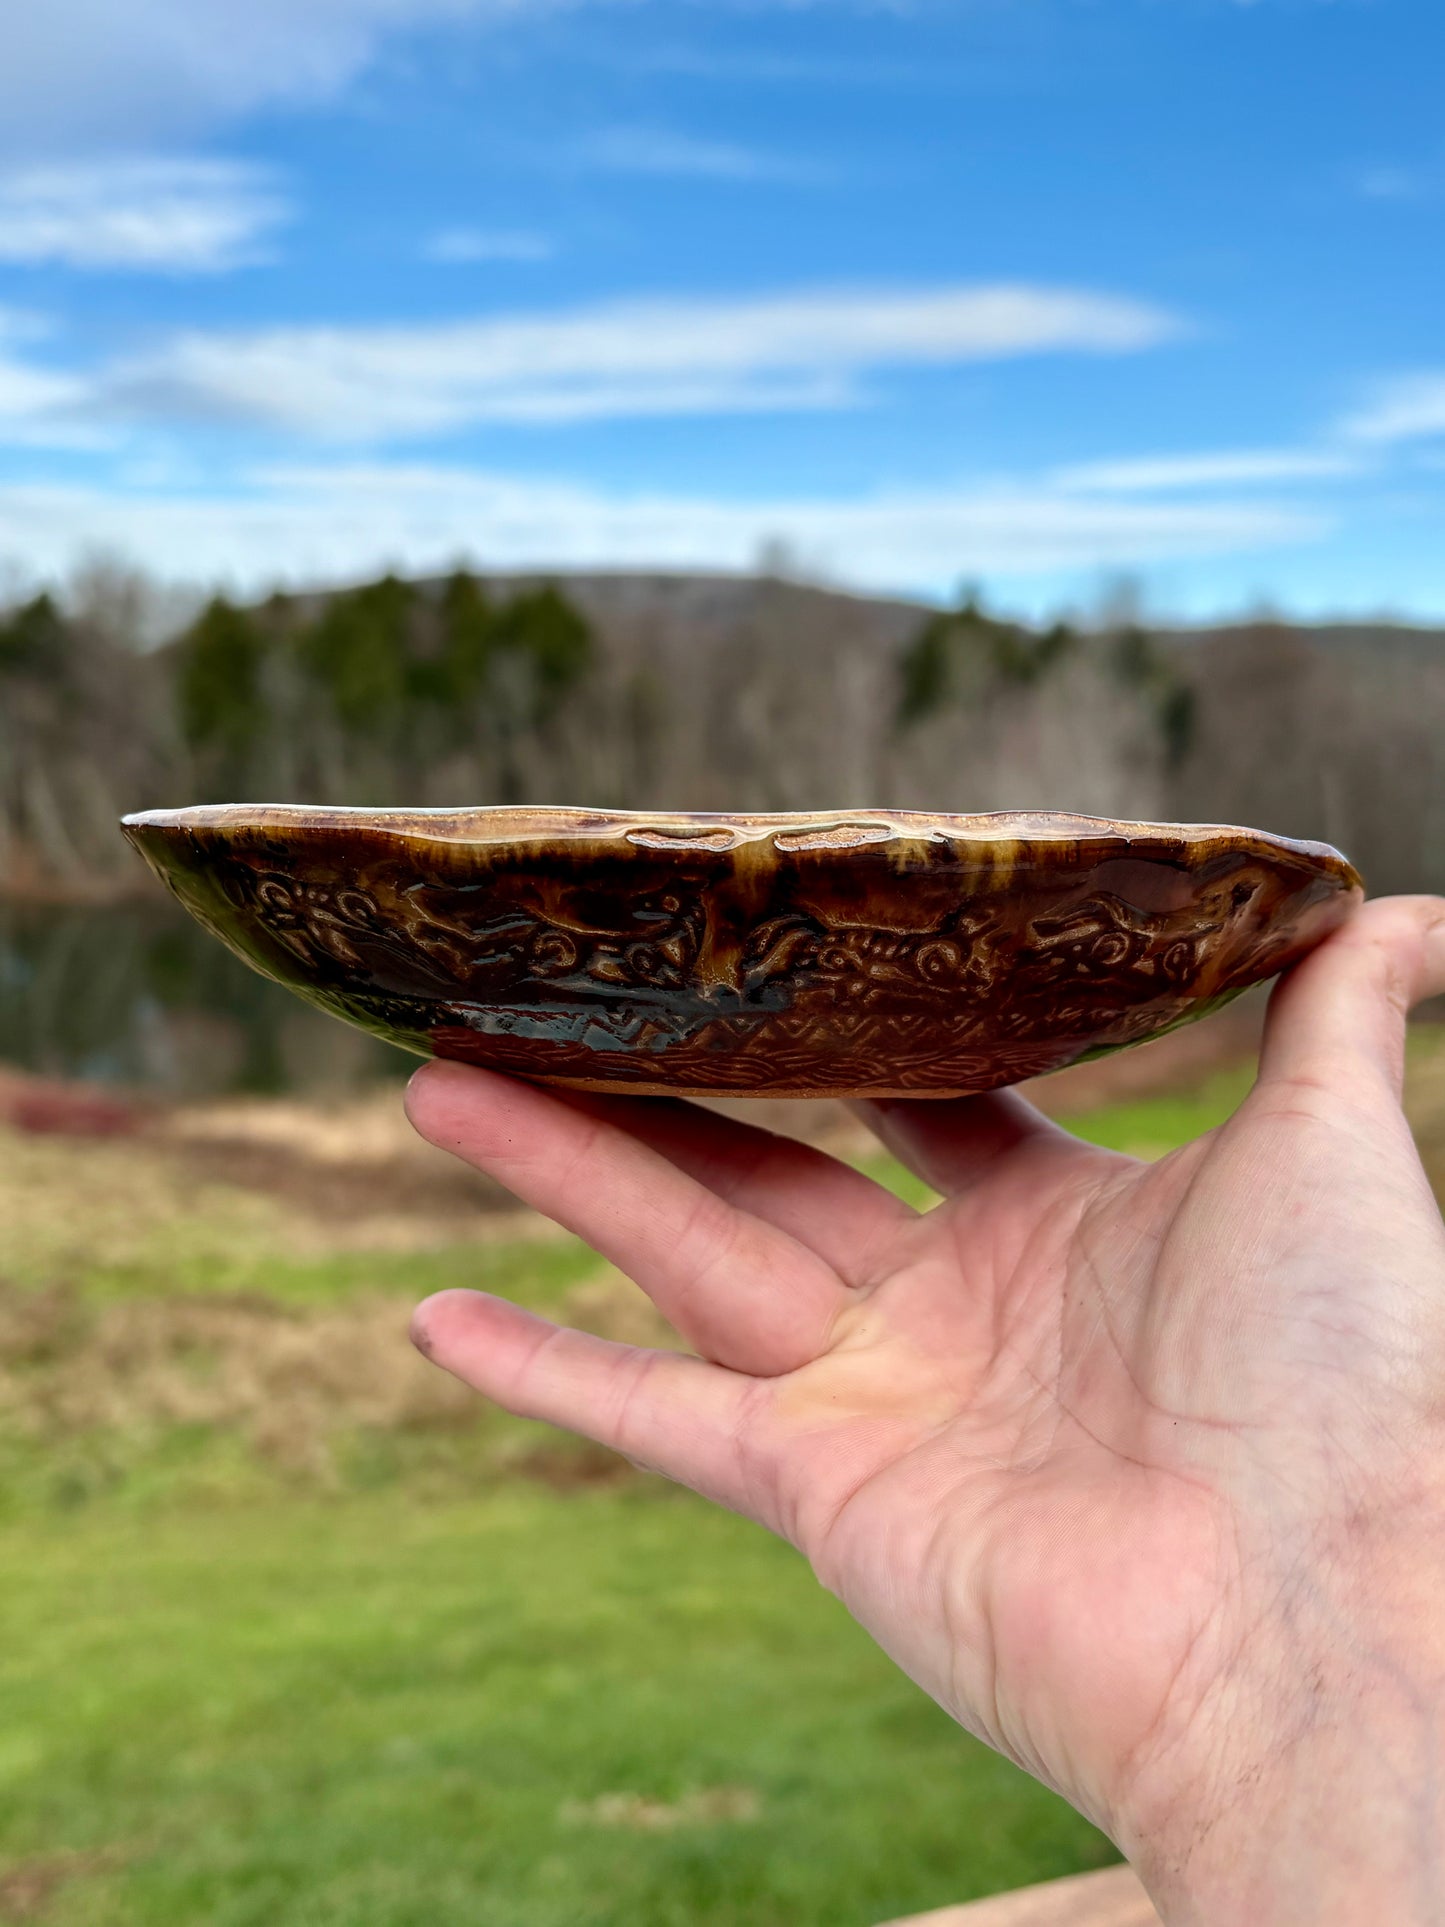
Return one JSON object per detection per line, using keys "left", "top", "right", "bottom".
{"left": 1, "top": 565, "right": 1439, "bottom": 899}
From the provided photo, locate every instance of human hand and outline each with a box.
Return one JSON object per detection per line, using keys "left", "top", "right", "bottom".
{"left": 406, "top": 895, "right": 1445, "bottom": 1925}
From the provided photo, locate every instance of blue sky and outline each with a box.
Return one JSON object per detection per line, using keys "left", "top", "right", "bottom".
{"left": 0, "top": 0, "right": 1441, "bottom": 619}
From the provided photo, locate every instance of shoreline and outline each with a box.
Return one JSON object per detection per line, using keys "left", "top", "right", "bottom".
{"left": 0, "top": 872, "right": 165, "bottom": 910}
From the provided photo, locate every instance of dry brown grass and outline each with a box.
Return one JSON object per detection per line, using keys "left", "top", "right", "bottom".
{"left": 7, "top": 1021, "right": 1445, "bottom": 1492}
{"left": 0, "top": 1267, "right": 670, "bottom": 1481}
{"left": 150, "top": 1086, "right": 517, "bottom": 1223}
{"left": 0, "top": 1001, "right": 1292, "bottom": 1298}
{"left": 0, "top": 1114, "right": 554, "bottom": 1294}
{"left": 1403, "top": 1032, "right": 1445, "bottom": 1209}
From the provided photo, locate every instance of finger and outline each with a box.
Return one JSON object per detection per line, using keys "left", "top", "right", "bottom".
{"left": 1258, "top": 895, "right": 1445, "bottom": 1107}
{"left": 558, "top": 1093, "right": 917, "bottom": 1284}
{"left": 406, "top": 1060, "right": 849, "bottom": 1376}
{"left": 851, "top": 1087, "right": 1094, "bottom": 1198}
{"left": 410, "top": 1288, "right": 776, "bottom": 1526}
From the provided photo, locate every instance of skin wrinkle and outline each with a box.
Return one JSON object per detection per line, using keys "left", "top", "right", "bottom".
{"left": 677, "top": 1181, "right": 845, "bottom": 1358}
{"left": 802, "top": 1400, "right": 966, "bottom": 1590}
{"left": 500, "top": 1308, "right": 572, "bottom": 1415}
{"left": 1113, "top": 1519, "right": 1277, "bottom": 1880}
{"left": 958, "top": 1165, "right": 1091, "bottom": 1384}
{"left": 1129, "top": 1486, "right": 1445, "bottom": 1903}
{"left": 603, "top": 1344, "right": 673, "bottom": 1470}
{"left": 933, "top": 1497, "right": 1010, "bottom": 1765}
{"left": 1246, "top": 1088, "right": 1372, "bottom": 1135}
{"left": 1076, "top": 1227, "right": 1273, "bottom": 1440}
{"left": 657, "top": 1184, "right": 746, "bottom": 1318}
{"left": 1261, "top": 1558, "right": 1444, "bottom": 1915}
{"left": 553, "top": 1108, "right": 614, "bottom": 1200}
{"left": 731, "top": 1377, "right": 790, "bottom": 1536}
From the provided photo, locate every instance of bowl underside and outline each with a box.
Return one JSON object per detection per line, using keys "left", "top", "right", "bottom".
{"left": 120, "top": 807, "right": 1362, "bottom": 1100}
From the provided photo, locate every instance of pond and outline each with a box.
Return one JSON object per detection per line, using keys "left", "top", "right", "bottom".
{"left": 0, "top": 896, "right": 408, "bottom": 1096}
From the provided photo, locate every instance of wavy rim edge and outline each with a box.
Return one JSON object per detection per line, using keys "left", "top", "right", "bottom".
{"left": 120, "top": 801, "right": 1361, "bottom": 880}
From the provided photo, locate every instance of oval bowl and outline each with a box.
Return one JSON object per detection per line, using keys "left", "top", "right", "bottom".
{"left": 120, "top": 805, "right": 1362, "bottom": 1100}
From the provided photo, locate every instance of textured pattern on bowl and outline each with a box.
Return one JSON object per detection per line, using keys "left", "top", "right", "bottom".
{"left": 120, "top": 806, "right": 1362, "bottom": 1100}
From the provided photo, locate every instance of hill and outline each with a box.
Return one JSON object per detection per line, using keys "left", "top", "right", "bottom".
{"left": 1, "top": 568, "right": 1440, "bottom": 899}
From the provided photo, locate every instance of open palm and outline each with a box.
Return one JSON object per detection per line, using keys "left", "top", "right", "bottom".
{"left": 407, "top": 895, "right": 1445, "bottom": 1915}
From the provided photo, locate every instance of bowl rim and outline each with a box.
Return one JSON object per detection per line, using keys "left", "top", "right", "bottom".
{"left": 121, "top": 803, "right": 1363, "bottom": 888}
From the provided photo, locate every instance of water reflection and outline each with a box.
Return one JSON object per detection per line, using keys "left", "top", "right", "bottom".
{"left": 0, "top": 898, "right": 408, "bottom": 1096}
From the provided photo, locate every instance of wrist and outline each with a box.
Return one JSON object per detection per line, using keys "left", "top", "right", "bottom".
{"left": 1118, "top": 1518, "right": 1445, "bottom": 1924}
{"left": 1131, "top": 1702, "right": 1445, "bottom": 1924}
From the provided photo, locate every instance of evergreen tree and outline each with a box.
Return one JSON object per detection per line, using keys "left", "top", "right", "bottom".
{"left": 176, "top": 596, "right": 270, "bottom": 754}
{"left": 436, "top": 570, "right": 495, "bottom": 707}
{"left": 0, "top": 592, "right": 68, "bottom": 680}
{"left": 493, "top": 583, "right": 593, "bottom": 722}
{"left": 301, "top": 574, "right": 415, "bottom": 733}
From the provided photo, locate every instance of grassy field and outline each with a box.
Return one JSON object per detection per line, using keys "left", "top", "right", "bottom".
{"left": 0, "top": 1491, "right": 1116, "bottom": 1927}
{"left": 3, "top": 1046, "right": 1434, "bottom": 1925}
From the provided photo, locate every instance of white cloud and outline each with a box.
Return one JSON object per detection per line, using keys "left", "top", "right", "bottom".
{"left": 573, "top": 127, "right": 827, "bottom": 182}
{"left": 0, "top": 462, "right": 1326, "bottom": 596}
{"left": 0, "top": 0, "right": 539, "bottom": 157}
{"left": 422, "top": 228, "right": 554, "bottom": 263}
{"left": 1342, "top": 373, "right": 1445, "bottom": 445}
{"left": 98, "top": 283, "right": 1179, "bottom": 439}
{"left": 0, "top": 309, "right": 98, "bottom": 441}
{"left": 0, "top": 354, "right": 84, "bottom": 423}
{"left": 0, "top": 157, "right": 289, "bottom": 272}
{"left": 1055, "top": 447, "right": 1364, "bottom": 493}
{"left": 0, "top": 1, "right": 950, "bottom": 159}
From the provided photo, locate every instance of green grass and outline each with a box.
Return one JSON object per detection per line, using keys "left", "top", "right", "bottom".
{"left": 1059, "top": 1061, "right": 1256, "bottom": 1158}
{"left": 0, "top": 1491, "right": 1114, "bottom": 1926}
{"left": 90, "top": 1232, "right": 605, "bottom": 1310}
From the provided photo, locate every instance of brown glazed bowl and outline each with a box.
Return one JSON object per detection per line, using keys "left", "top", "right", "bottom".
{"left": 121, "top": 806, "right": 1362, "bottom": 1100}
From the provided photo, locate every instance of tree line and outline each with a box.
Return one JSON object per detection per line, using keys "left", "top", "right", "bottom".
{"left": 0, "top": 565, "right": 1437, "bottom": 900}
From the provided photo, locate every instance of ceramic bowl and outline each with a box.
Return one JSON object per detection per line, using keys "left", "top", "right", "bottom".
{"left": 120, "top": 806, "right": 1362, "bottom": 1100}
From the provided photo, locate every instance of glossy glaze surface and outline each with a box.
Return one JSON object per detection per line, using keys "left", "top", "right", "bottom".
{"left": 121, "top": 806, "right": 1362, "bottom": 1099}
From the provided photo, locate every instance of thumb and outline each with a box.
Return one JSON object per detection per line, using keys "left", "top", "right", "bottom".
{"left": 1258, "top": 895, "right": 1445, "bottom": 1107}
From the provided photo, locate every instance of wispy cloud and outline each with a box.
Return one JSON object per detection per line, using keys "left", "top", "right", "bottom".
{"left": 1340, "top": 373, "right": 1445, "bottom": 445}
{"left": 422, "top": 227, "right": 553, "bottom": 263}
{"left": 1353, "top": 163, "right": 1434, "bottom": 203}
{"left": 0, "top": 1, "right": 885, "bottom": 157}
{"left": 0, "top": 463, "right": 1327, "bottom": 594}
{"left": 1055, "top": 447, "right": 1364, "bottom": 493}
{"left": 88, "top": 283, "right": 1179, "bottom": 440}
{"left": 0, "top": 157, "right": 289, "bottom": 272}
{"left": 0, "top": 1, "right": 551, "bottom": 155}
{"left": 0, "top": 309, "right": 102, "bottom": 443}
{"left": 573, "top": 126, "right": 829, "bottom": 183}
{"left": 0, "top": 349, "right": 85, "bottom": 423}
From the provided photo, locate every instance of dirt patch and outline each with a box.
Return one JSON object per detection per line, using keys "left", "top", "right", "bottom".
{"left": 149, "top": 1086, "right": 517, "bottom": 1222}
{"left": 0, "top": 1848, "right": 126, "bottom": 1923}
{"left": 559, "top": 1786, "right": 760, "bottom": 1830}
{"left": 501, "top": 1435, "right": 636, "bottom": 1490}
{"left": 0, "top": 1067, "right": 148, "bottom": 1138}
